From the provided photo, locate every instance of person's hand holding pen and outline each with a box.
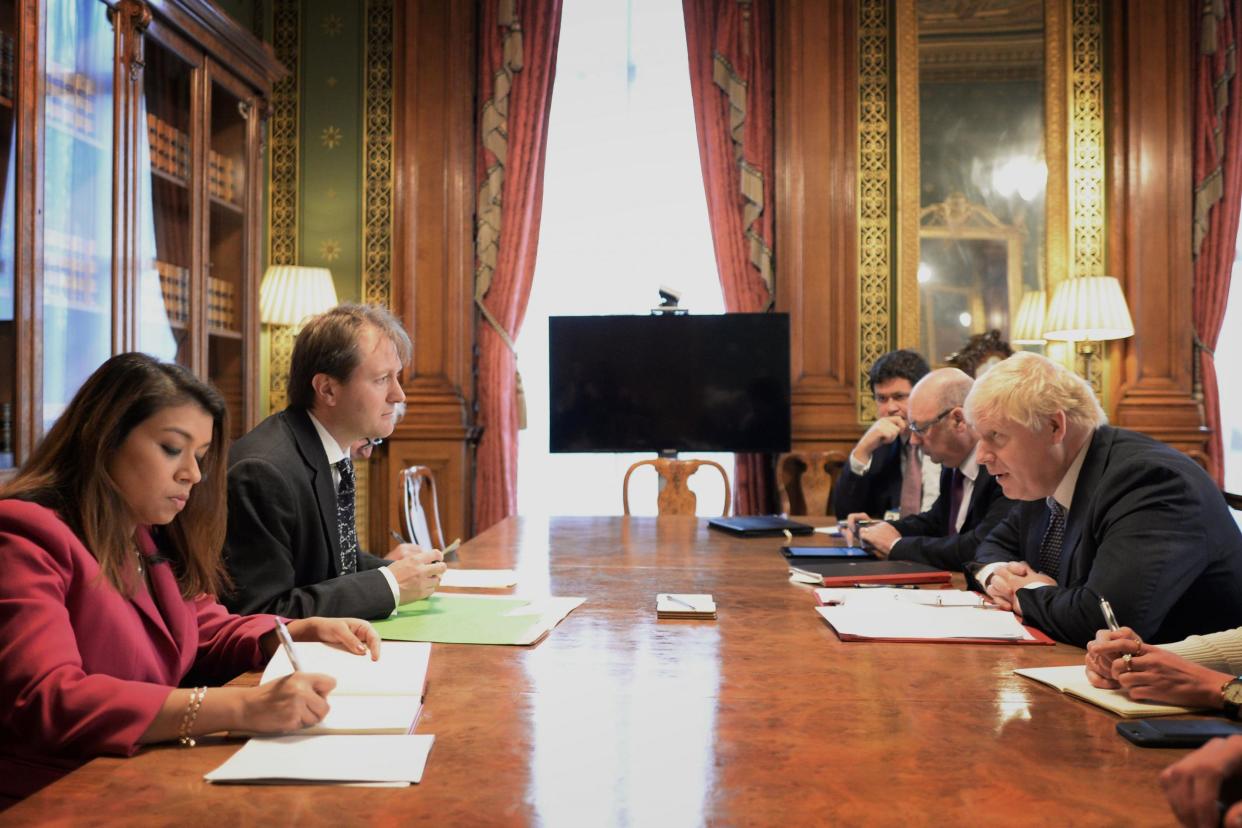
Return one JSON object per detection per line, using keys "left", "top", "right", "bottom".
{"left": 385, "top": 541, "right": 449, "bottom": 604}
{"left": 841, "top": 513, "right": 876, "bottom": 546}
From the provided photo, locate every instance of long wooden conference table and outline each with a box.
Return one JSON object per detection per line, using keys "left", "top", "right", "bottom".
{"left": 2, "top": 516, "right": 1189, "bottom": 825}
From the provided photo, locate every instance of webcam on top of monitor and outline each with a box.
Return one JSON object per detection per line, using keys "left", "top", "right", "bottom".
{"left": 653, "top": 285, "right": 687, "bottom": 315}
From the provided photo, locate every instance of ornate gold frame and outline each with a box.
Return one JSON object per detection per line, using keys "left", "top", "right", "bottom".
{"left": 863, "top": 0, "right": 1097, "bottom": 421}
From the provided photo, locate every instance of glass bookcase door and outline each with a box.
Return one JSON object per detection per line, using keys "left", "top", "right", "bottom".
{"left": 207, "top": 79, "right": 248, "bottom": 439}
{"left": 136, "top": 34, "right": 196, "bottom": 367}
{"left": 41, "top": 0, "right": 113, "bottom": 433}
{"left": 0, "top": 0, "right": 14, "bottom": 467}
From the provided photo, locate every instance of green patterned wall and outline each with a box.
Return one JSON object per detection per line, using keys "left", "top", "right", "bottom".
{"left": 298, "top": 1, "right": 364, "bottom": 304}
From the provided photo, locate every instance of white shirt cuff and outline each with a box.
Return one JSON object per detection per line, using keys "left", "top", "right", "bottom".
{"left": 1020, "top": 582, "right": 1052, "bottom": 590}
{"left": 977, "top": 562, "right": 1006, "bottom": 587}
{"left": 849, "top": 451, "right": 871, "bottom": 476}
{"left": 378, "top": 565, "right": 402, "bottom": 613}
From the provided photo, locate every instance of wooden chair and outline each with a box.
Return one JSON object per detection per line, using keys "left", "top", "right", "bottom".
{"left": 622, "top": 458, "right": 731, "bottom": 516}
{"left": 400, "top": 465, "right": 445, "bottom": 550}
{"left": 777, "top": 450, "right": 848, "bottom": 516}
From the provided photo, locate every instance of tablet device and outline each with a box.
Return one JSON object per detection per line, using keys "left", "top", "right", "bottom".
{"left": 1115, "top": 719, "right": 1242, "bottom": 748}
{"left": 782, "top": 545, "right": 873, "bottom": 559}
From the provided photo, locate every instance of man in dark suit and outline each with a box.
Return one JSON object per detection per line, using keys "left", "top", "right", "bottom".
{"left": 966, "top": 352, "right": 1242, "bottom": 647}
{"left": 832, "top": 349, "right": 939, "bottom": 519}
{"left": 223, "top": 304, "right": 446, "bottom": 619}
{"left": 843, "top": 368, "right": 1016, "bottom": 572}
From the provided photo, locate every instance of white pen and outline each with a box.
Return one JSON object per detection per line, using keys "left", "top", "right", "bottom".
{"left": 663, "top": 594, "right": 697, "bottom": 610}
{"left": 1099, "top": 597, "right": 1132, "bottom": 666}
{"left": 274, "top": 618, "right": 304, "bottom": 672}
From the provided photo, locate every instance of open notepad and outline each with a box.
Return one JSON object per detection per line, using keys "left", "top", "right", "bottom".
{"left": 205, "top": 734, "right": 435, "bottom": 785}
{"left": 1014, "top": 665, "right": 1205, "bottom": 718}
{"left": 257, "top": 641, "right": 431, "bottom": 735}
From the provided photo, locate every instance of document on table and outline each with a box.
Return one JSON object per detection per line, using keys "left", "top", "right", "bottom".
{"left": 373, "top": 593, "right": 584, "bottom": 645}
{"left": 205, "top": 734, "right": 435, "bottom": 785}
{"left": 812, "top": 587, "right": 1043, "bottom": 642}
{"left": 257, "top": 642, "right": 430, "bottom": 734}
{"left": 1014, "top": 665, "right": 1204, "bottom": 718}
{"left": 438, "top": 568, "right": 518, "bottom": 588}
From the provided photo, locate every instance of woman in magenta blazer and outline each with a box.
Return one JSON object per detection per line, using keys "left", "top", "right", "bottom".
{"left": 0, "top": 353, "right": 381, "bottom": 806}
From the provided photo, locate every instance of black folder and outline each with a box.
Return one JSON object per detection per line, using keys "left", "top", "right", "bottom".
{"left": 707, "top": 516, "right": 814, "bottom": 537}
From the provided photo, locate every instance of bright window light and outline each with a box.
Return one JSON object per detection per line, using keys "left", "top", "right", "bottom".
{"left": 516, "top": 0, "right": 728, "bottom": 517}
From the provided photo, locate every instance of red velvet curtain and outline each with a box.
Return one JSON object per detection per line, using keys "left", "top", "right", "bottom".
{"left": 1193, "top": 0, "right": 1242, "bottom": 486}
{"left": 474, "top": 0, "right": 563, "bottom": 532}
{"left": 683, "top": 0, "right": 775, "bottom": 514}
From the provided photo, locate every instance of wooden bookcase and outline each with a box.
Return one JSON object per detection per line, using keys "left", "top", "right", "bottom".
{"left": 0, "top": 0, "right": 283, "bottom": 471}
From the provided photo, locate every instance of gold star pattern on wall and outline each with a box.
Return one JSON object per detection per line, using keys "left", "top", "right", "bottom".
{"left": 322, "top": 14, "right": 344, "bottom": 37}
{"left": 321, "top": 125, "right": 342, "bottom": 149}
{"left": 326, "top": 187, "right": 338, "bottom": 200}
{"left": 327, "top": 76, "right": 338, "bottom": 89}
{"left": 319, "top": 239, "right": 342, "bottom": 262}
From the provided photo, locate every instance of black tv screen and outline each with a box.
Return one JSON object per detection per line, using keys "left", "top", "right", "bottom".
{"left": 548, "top": 313, "right": 791, "bottom": 453}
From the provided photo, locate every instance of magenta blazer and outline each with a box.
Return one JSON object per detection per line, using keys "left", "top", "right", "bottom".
{"left": 0, "top": 499, "right": 275, "bottom": 803}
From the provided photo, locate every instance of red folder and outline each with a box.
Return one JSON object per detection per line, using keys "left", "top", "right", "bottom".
{"left": 791, "top": 559, "right": 953, "bottom": 586}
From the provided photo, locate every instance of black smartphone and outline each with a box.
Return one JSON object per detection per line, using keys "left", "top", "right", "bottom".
{"left": 1116, "top": 719, "right": 1242, "bottom": 748}
{"left": 782, "top": 545, "right": 873, "bottom": 559}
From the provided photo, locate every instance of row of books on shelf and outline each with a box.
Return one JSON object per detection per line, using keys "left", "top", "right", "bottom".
{"left": 147, "top": 113, "right": 191, "bottom": 181}
{"left": 44, "top": 229, "right": 100, "bottom": 307}
{"left": 146, "top": 113, "right": 242, "bottom": 205}
{"left": 47, "top": 60, "right": 97, "bottom": 138}
{"left": 143, "top": 262, "right": 239, "bottom": 332}
{"left": 208, "top": 276, "right": 237, "bottom": 330}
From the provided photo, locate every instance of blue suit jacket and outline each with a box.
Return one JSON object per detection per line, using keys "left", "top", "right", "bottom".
{"left": 888, "top": 464, "right": 1016, "bottom": 573}
{"left": 974, "top": 426, "right": 1242, "bottom": 647}
{"left": 832, "top": 439, "right": 905, "bottom": 519}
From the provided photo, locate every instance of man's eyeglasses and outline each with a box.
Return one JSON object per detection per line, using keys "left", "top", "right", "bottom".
{"left": 908, "top": 407, "right": 954, "bottom": 437}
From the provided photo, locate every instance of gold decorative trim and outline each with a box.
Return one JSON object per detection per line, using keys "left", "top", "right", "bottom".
{"left": 1044, "top": 0, "right": 1068, "bottom": 293}
{"left": 857, "top": 0, "right": 893, "bottom": 423}
{"left": 363, "top": 0, "right": 394, "bottom": 309}
{"left": 894, "top": 0, "right": 919, "bottom": 355}
{"left": 268, "top": 0, "right": 300, "bottom": 414}
{"left": 1069, "top": 0, "right": 1104, "bottom": 279}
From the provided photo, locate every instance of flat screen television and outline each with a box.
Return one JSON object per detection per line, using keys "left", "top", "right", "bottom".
{"left": 548, "top": 313, "right": 791, "bottom": 453}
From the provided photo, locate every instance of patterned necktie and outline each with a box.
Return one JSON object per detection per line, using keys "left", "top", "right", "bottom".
{"left": 899, "top": 442, "right": 922, "bottom": 517}
{"left": 946, "top": 469, "right": 966, "bottom": 536}
{"left": 334, "top": 457, "right": 359, "bottom": 575}
{"left": 1037, "top": 498, "right": 1066, "bottom": 578}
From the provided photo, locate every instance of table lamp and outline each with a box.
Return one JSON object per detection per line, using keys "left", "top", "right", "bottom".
{"left": 1042, "top": 275, "right": 1134, "bottom": 385}
{"left": 1009, "top": 289, "right": 1047, "bottom": 346}
{"left": 259, "top": 265, "right": 339, "bottom": 328}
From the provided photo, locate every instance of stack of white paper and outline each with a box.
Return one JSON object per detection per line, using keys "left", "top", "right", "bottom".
{"left": 205, "top": 734, "right": 435, "bottom": 785}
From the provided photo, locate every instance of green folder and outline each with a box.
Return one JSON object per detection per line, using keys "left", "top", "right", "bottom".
{"left": 372, "top": 594, "right": 544, "bottom": 645}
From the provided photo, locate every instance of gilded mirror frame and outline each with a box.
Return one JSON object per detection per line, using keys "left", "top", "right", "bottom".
{"left": 855, "top": 0, "right": 1104, "bottom": 421}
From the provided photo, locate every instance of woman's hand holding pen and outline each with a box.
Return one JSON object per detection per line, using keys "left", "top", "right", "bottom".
{"left": 1085, "top": 627, "right": 1142, "bottom": 688}
{"left": 242, "top": 673, "right": 337, "bottom": 733}
{"left": 1087, "top": 628, "right": 1230, "bottom": 709}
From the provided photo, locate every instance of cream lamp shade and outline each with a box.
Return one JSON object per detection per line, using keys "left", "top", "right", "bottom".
{"left": 1010, "top": 290, "right": 1047, "bottom": 345}
{"left": 259, "top": 266, "right": 339, "bottom": 327}
{"left": 1042, "top": 275, "right": 1135, "bottom": 341}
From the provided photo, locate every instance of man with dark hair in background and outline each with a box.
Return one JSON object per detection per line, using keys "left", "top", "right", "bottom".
{"left": 833, "top": 349, "right": 940, "bottom": 519}
{"left": 223, "top": 304, "right": 445, "bottom": 620}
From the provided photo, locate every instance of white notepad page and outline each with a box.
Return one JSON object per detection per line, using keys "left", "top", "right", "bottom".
{"left": 205, "top": 734, "right": 435, "bottom": 784}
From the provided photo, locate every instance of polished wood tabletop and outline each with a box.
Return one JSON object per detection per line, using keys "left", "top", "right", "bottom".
{"left": 2, "top": 517, "right": 1188, "bottom": 826}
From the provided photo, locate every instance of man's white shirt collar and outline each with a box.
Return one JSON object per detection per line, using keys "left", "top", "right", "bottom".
{"left": 1050, "top": 433, "right": 1093, "bottom": 512}
{"left": 307, "top": 411, "right": 348, "bottom": 467}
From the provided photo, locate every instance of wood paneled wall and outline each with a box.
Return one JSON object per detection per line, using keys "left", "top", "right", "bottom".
{"left": 380, "top": 0, "right": 1207, "bottom": 533}
{"left": 383, "top": 0, "right": 477, "bottom": 543}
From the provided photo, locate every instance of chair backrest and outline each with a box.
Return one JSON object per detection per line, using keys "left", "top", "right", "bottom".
{"left": 622, "top": 458, "right": 732, "bottom": 516}
{"left": 400, "top": 465, "right": 445, "bottom": 550}
{"left": 777, "top": 450, "right": 848, "bottom": 516}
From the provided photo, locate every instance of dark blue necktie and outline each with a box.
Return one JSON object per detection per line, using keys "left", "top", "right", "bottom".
{"left": 1037, "top": 499, "right": 1066, "bottom": 578}
{"left": 334, "top": 457, "right": 359, "bottom": 575}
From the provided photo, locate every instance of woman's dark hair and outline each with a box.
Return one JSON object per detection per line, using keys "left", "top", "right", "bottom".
{"left": 1, "top": 353, "right": 230, "bottom": 598}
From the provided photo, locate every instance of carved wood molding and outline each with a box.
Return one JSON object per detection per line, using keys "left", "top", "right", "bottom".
{"left": 392, "top": 0, "right": 477, "bottom": 533}
{"left": 1107, "top": 1, "right": 1205, "bottom": 451}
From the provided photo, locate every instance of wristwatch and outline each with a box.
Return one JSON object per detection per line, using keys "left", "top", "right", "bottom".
{"left": 1221, "top": 676, "right": 1242, "bottom": 719}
